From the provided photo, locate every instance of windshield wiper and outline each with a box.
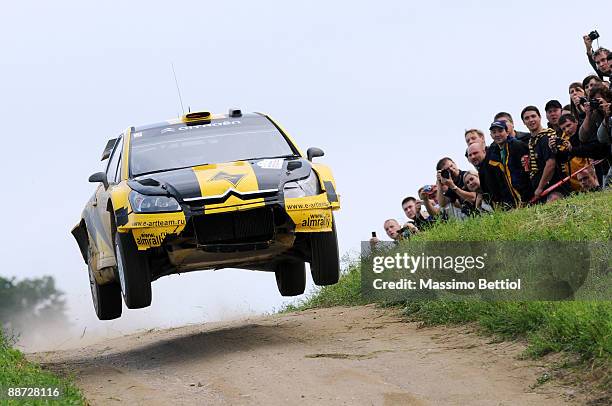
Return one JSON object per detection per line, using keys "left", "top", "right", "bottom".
{"left": 245, "top": 154, "right": 297, "bottom": 161}
{"left": 134, "top": 165, "right": 206, "bottom": 178}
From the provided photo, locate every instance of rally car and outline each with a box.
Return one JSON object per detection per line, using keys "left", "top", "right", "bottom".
{"left": 72, "top": 110, "right": 340, "bottom": 320}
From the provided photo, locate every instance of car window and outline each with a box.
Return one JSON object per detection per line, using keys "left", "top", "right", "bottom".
{"left": 129, "top": 115, "right": 297, "bottom": 177}
{"left": 106, "top": 137, "right": 122, "bottom": 183}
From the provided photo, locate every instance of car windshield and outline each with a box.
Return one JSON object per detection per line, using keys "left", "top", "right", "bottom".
{"left": 130, "top": 114, "right": 297, "bottom": 176}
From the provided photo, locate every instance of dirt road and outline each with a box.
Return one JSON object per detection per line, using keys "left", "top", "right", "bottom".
{"left": 32, "top": 306, "right": 577, "bottom": 405}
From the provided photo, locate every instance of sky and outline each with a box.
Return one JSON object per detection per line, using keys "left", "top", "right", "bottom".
{"left": 1, "top": 0, "right": 610, "bottom": 349}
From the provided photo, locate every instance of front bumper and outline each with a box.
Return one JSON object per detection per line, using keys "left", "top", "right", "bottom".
{"left": 118, "top": 192, "right": 336, "bottom": 252}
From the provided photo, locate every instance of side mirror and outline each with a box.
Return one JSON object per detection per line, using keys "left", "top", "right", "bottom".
{"left": 307, "top": 147, "right": 324, "bottom": 162}
{"left": 89, "top": 172, "right": 109, "bottom": 189}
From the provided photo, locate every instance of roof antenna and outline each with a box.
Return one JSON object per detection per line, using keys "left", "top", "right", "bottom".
{"left": 171, "top": 63, "right": 185, "bottom": 115}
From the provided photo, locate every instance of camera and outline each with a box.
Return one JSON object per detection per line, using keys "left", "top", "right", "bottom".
{"left": 422, "top": 184, "right": 437, "bottom": 197}
{"left": 579, "top": 96, "right": 588, "bottom": 105}
{"left": 397, "top": 226, "right": 413, "bottom": 239}
{"left": 588, "top": 30, "right": 600, "bottom": 41}
{"left": 589, "top": 99, "right": 601, "bottom": 109}
{"left": 440, "top": 169, "right": 451, "bottom": 179}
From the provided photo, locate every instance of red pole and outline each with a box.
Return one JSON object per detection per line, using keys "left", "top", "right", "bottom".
{"left": 530, "top": 159, "right": 604, "bottom": 204}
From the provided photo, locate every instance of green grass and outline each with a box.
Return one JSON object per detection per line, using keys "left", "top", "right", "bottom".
{"left": 289, "top": 190, "right": 612, "bottom": 363}
{"left": 0, "top": 330, "right": 85, "bottom": 405}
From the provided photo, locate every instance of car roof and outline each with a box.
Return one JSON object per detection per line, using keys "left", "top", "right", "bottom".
{"left": 133, "top": 112, "right": 263, "bottom": 133}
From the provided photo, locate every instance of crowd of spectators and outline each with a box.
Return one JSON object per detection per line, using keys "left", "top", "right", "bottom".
{"left": 371, "top": 31, "right": 612, "bottom": 245}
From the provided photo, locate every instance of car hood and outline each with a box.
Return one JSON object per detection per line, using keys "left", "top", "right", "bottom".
{"left": 128, "top": 157, "right": 312, "bottom": 204}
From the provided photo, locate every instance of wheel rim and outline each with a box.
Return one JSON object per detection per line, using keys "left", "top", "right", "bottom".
{"left": 115, "top": 238, "right": 127, "bottom": 296}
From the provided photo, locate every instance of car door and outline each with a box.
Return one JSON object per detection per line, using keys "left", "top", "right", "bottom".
{"left": 90, "top": 136, "right": 123, "bottom": 269}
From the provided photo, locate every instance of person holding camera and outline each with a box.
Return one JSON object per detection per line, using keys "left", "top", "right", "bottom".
{"left": 369, "top": 219, "right": 418, "bottom": 249}
{"left": 522, "top": 106, "right": 568, "bottom": 202}
{"left": 417, "top": 185, "right": 441, "bottom": 218}
{"left": 569, "top": 83, "right": 587, "bottom": 123}
{"left": 583, "top": 75, "right": 604, "bottom": 97}
{"left": 579, "top": 85, "right": 612, "bottom": 144}
{"left": 435, "top": 157, "right": 476, "bottom": 218}
{"left": 583, "top": 30, "right": 611, "bottom": 79}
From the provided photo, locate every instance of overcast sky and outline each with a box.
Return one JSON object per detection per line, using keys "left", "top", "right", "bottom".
{"left": 1, "top": 1, "right": 610, "bottom": 348}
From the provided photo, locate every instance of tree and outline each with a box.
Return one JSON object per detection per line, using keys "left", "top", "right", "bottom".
{"left": 0, "top": 275, "right": 69, "bottom": 338}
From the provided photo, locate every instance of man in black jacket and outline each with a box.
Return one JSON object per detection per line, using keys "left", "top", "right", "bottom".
{"left": 481, "top": 121, "right": 532, "bottom": 208}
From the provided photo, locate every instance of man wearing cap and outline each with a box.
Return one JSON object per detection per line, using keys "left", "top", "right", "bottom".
{"left": 521, "top": 106, "right": 567, "bottom": 202}
{"left": 482, "top": 121, "right": 532, "bottom": 208}
{"left": 545, "top": 100, "right": 564, "bottom": 137}
{"left": 494, "top": 112, "right": 531, "bottom": 143}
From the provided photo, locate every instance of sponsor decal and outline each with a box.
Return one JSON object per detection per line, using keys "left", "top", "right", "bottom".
{"left": 256, "top": 159, "right": 283, "bottom": 170}
{"left": 133, "top": 132, "right": 143, "bottom": 138}
{"left": 132, "top": 219, "right": 186, "bottom": 227}
{"left": 286, "top": 201, "right": 330, "bottom": 210}
{"left": 301, "top": 213, "right": 331, "bottom": 228}
{"left": 135, "top": 231, "right": 168, "bottom": 246}
{"left": 161, "top": 127, "right": 176, "bottom": 134}
{"left": 209, "top": 171, "right": 246, "bottom": 187}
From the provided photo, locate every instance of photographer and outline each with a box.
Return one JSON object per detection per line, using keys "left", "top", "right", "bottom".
{"left": 569, "top": 83, "right": 587, "bottom": 123}
{"left": 435, "top": 157, "right": 476, "bottom": 219}
{"left": 369, "top": 219, "right": 418, "bottom": 248}
{"left": 417, "top": 185, "right": 441, "bottom": 218}
{"left": 545, "top": 100, "right": 564, "bottom": 136}
{"left": 579, "top": 85, "right": 612, "bottom": 144}
{"left": 583, "top": 75, "right": 604, "bottom": 97}
{"left": 583, "top": 31, "right": 611, "bottom": 79}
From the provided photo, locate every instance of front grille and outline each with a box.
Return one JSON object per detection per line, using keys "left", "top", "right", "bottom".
{"left": 192, "top": 207, "right": 275, "bottom": 244}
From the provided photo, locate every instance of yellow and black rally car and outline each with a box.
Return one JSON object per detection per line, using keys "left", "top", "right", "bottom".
{"left": 72, "top": 110, "right": 340, "bottom": 320}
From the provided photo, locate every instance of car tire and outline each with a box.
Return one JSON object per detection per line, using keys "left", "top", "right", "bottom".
{"left": 88, "top": 248, "right": 122, "bottom": 320}
{"left": 275, "top": 260, "right": 306, "bottom": 296}
{"left": 310, "top": 218, "right": 340, "bottom": 286}
{"left": 114, "top": 232, "right": 152, "bottom": 309}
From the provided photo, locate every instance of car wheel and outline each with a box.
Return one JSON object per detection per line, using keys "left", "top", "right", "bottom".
{"left": 88, "top": 247, "right": 122, "bottom": 320}
{"left": 114, "top": 232, "right": 152, "bottom": 309}
{"left": 275, "top": 260, "right": 306, "bottom": 296}
{"left": 309, "top": 217, "right": 340, "bottom": 285}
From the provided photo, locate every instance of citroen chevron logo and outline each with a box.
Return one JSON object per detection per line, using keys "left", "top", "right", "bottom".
{"left": 209, "top": 171, "right": 246, "bottom": 187}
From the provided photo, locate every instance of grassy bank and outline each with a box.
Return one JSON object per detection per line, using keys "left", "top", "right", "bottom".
{"left": 289, "top": 191, "right": 612, "bottom": 364}
{"left": 0, "top": 330, "right": 85, "bottom": 405}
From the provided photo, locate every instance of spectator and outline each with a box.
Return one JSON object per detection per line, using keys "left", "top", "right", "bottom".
{"left": 370, "top": 219, "right": 417, "bottom": 246}
{"left": 579, "top": 85, "right": 612, "bottom": 144}
{"left": 569, "top": 82, "right": 587, "bottom": 122}
{"left": 582, "top": 75, "right": 603, "bottom": 97}
{"left": 482, "top": 120, "right": 532, "bottom": 207}
{"left": 562, "top": 104, "right": 572, "bottom": 116}
{"left": 521, "top": 105, "right": 568, "bottom": 202}
{"left": 417, "top": 185, "right": 441, "bottom": 218}
{"left": 545, "top": 100, "right": 563, "bottom": 136}
{"left": 466, "top": 142, "right": 487, "bottom": 168}
{"left": 462, "top": 171, "right": 493, "bottom": 213}
{"left": 583, "top": 33, "right": 611, "bottom": 79}
{"left": 576, "top": 165, "right": 601, "bottom": 191}
{"left": 582, "top": 34, "right": 612, "bottom": 79}
{"left": 435, "top": 157, "right": 476, "bottom": 208}
{"left": 494, "top": 112, "right": 531, "bottom": 143}
{"left": 464, "top": 129, "right": 485, "bottom": 146}
{"left": 556, "top": 113, "right": 609, "bottom": 189}
{"left": 401, "top": 196, "right": 436, "bottom": 230}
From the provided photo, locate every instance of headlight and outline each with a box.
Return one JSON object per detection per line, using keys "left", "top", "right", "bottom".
{"left": 283, "top": 171, "right": 320, "bottom": 199}
{"left": 129, "top": 191, "right": 181, "bottom": 213}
